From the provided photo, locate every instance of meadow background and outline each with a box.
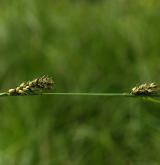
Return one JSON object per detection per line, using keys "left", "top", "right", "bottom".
{"left": 0, "top": 0, "right": 160, "bottom": 164}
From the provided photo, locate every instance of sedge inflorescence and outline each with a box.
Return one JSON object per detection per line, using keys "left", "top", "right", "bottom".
{"left": 131, "top": 83, "right": 160, "bottom": 95}
{"left": 8, "top": 76, "right": 54, "bottom": 96}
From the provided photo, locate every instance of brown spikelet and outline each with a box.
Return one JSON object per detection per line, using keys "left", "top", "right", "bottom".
{"left": 131, "top": 83, "right": 160, "bottom": 95}
{"left": 8, "top": 76, "right": 54, "bottom": 96}
{"left": 33, "top": 75, "right": 53, "bottom": 90}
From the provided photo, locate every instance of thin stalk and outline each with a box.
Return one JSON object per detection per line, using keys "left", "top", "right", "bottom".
{"left": 0, "top": 93, "right": 9, "bottom": 97}
{"left": 41, "top": 92, "right": 133, "bottom": 97}
{"left": 1, "top": 92, "right": 160, "bottom": 98}
{"left": 144, "top": 97, "right": 160, "bottom": 104}
{"left": 0, "top": 92, "right": 133, "bottom": 97}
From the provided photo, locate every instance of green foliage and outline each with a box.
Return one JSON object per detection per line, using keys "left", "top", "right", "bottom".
{"left": 0, "top": 0, "right": 160, "bottom": 164}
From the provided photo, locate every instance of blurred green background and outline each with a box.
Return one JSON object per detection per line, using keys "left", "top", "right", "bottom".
{"left": 0, "top": 0, "right": 160, "bottom": 164}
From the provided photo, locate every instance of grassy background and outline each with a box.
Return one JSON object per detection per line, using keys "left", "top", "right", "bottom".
{"left": 0, "top": 0, "right": 160, "bottom": 164}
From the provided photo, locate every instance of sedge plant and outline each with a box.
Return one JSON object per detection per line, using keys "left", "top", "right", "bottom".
{"left": 0, "top": 76, "right": 160, "bottom": 103}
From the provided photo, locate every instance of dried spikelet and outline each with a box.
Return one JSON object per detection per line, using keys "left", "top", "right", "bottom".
{"left": 8, "top": 76, "right": 54, "bottom": 96}
{"left": 131, "top": 83, "right": 160, "bottom": 95}
{"left": 32, "top": 75, "right": 53, "bottom": 90}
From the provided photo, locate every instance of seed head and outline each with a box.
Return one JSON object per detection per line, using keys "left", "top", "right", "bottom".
{"left": 8, "top": 75, "right": 54, "bottom": 96}
{"left": 131, "top": 83, "right": 160, "bottom": 95}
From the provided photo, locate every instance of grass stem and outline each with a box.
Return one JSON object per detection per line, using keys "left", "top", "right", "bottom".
{"left": 41, "top": 92, "right": 133, "bottom": 97}
{"left": 1, "top": 91, "right": 160, "bottom": 103}
{"left": 1, "top": 92, "right": 160, "bottom": 97}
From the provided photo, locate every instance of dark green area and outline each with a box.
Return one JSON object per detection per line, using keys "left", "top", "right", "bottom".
{"left": 0, "top": 0, "right": 160, "bottom": 164}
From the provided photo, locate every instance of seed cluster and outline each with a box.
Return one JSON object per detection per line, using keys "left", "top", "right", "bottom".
{"left": 131, "top": 83, "right": 160, "bottom": 95}
{"left": 8, "top": 76, "right": 54, "bottom": 96}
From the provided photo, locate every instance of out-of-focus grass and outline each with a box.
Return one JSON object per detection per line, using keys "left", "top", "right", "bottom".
{"left": 0, "top": 0, "right": 160, "bottom": 164}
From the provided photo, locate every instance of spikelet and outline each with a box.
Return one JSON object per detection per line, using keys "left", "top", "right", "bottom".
{"left": 8, "top": 76, "right": 54, "bottom": 96}
{"left": 131, "top": 83, "right": 160, "bottom": 95}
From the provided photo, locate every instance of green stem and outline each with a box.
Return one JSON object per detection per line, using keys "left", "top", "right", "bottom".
{"left": 0, "top": 92, "right": 9, "bottom": 97}
{"left": 1, "top": 91, "right": 160, "bottom": 103}
{"left": 41, "top": 92, "right": 133, "bottom": 97}
{"left": 1, "top": 92, "right": 160, "bottom": 98}
{"left": 41, "top": 92, "right": 160, "bottom": 98}
{"left": 144, "top": 97, "right": 160, "bottom": 104}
